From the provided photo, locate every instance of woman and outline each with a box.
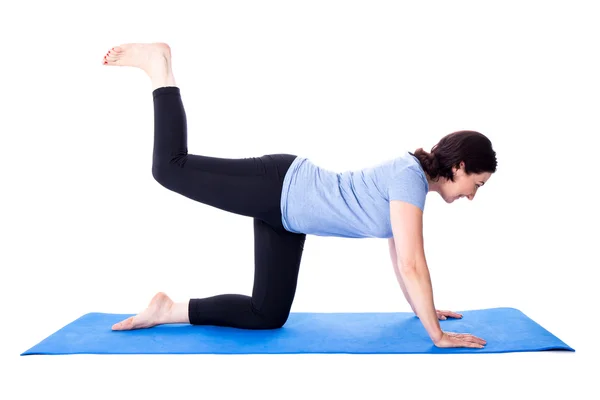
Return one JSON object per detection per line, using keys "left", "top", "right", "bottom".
{"left": 103, "top": 43, "right": 496, "bottom": 349}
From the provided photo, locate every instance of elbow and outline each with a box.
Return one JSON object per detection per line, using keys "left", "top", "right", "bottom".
{"left": 398, "top": 256, "right": 426, "bottom": 276}
{"left": 398, "top": 260, "right": 418, "bottom": 276}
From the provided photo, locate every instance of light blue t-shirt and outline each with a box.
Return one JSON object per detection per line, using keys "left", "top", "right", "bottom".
{"left": 280, "top": 151, "right": 429, "bottom": 238}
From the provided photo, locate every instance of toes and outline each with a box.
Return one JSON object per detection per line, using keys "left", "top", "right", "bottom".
{"left": 107, "top": 46, "right": 124, "bottom": 58}
{"left": 103, "top": 47, "right": 121, "bottom": 64}
{"left": 103, "top": 54, "right": 119, "bottom": 65}
{"left": 112, "top": 316, "right": 135, "bottom": 330}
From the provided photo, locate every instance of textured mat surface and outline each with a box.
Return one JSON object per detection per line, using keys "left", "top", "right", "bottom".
{"left": 21, "top": 307, "right": 574, "bottom": 355}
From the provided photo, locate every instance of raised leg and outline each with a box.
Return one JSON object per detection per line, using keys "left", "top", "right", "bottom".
{"left": 102, "top": 42, "right": 297, "bottom": 223}
{"left": 149, "top": 86, "right": 291, "bottom": 222}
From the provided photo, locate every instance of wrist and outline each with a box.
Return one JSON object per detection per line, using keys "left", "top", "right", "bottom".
{"left": 430, "top": 329, "right": 444, "bottom": 344}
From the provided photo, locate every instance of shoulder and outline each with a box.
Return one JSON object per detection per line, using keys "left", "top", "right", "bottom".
{"left": 389, "top": 153, "right": 428, "bottom": 184}
{"left": 387, "top": 152, "right": 428, "bottom": 210}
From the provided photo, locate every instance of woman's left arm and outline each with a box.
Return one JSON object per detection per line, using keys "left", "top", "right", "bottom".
{"left": 388, "top": 237, "right": 462, "bottom": 321}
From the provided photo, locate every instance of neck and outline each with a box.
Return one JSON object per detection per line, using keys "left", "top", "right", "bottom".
{"left": 426, "top": 174, "right": 444, "bottom": 194}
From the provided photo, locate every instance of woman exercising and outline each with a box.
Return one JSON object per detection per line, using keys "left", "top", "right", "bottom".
{"left": 102, "top": 43, "right": 496, "bottom": 349}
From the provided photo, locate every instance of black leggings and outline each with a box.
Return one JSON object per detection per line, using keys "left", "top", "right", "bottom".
{"left": 152, "top": 86, "right": 307, "bottom": 329}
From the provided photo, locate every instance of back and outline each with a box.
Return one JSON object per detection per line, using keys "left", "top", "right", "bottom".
{"left": 280, "top": 151, "right": 429, "bottom": 238}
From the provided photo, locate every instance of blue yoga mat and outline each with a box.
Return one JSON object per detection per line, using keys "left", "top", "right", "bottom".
{"left": 21, "top": 307, "right": 573, "bottom": 355}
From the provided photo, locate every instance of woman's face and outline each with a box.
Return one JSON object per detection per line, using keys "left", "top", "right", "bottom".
{"left": 441, "top": 162, "right": 492, "bottom": 203}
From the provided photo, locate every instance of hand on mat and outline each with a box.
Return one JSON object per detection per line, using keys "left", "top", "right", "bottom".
{"left": 436, "top": 310, "right": 462, "bottom": 320}
{"left": 434, "top": 331, "right": 486, "bottom": 349}
{"left": 417, "top": 310, "right": 462, "bottom": 320}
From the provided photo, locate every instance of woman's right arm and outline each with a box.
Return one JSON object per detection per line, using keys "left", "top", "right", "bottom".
{"left": 388, "top": 237, "right": 417, "bottom": 315}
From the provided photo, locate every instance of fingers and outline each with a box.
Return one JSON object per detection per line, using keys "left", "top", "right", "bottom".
{"left": 449, "top": 336, "right": 485, "bottom": 348}
{"left": 459, "top": 334, "right": 486, "bottom": 345}
{"left": 447, "top": 332, "right": 486, "bottom": 342}
{"left": 438, "top": 310, "right": 462, "bottom": 319}
{"left": 461, "top": 339, "right": 485, "bottom": 349}
{"left": 445, "top": 332, "right": 487, "bottom": 347}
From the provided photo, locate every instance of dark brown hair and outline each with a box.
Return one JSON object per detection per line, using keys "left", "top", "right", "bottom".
{"left": 409, "top": 130, "right": 497, "bottom": 182}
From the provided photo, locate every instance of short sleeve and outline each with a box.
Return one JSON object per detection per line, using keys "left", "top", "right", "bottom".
{"left": 388, "top": 166, "right": 428, "bottom": 211}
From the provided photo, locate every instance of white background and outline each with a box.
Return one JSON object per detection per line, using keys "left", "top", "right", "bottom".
{"left": 2, "top": 0, "right": 598, "bottom": 399}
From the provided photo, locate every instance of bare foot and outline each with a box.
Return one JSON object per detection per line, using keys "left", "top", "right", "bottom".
{"left": 112, "top": 292, "right": 175, "bottom": 330}
{"left": 102, "top": 43, "right": 177, "bottom": 91}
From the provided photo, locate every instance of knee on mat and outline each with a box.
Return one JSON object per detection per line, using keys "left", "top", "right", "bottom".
{"left": 255, "top": 310, "right": 290, "bottom": 329}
